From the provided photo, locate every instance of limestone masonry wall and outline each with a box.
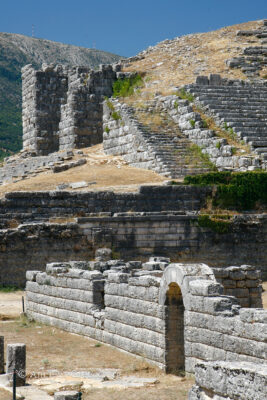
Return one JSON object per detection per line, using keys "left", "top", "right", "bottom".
{"left": 0, "top": 186, "right": 211, "bottom": 224}
{"left": 1, "top": 213, "right": 266, "bottom": 287}
{"left": 0, "top": 223, "right": 92, "bottom": 287}
{"left": 25, "top": 262, "right": 267, "bottom": 373}
{"left": 213, "top": 266, "right": 262, "bottom": 308}
{"left": 22, "top": 63, "right": 119, "bottom": 155}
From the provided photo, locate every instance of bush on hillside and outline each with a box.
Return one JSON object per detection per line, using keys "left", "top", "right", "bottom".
{"left": 112, "top": 74, "right": 144, "bottom": 97}
{"left": 184, "top": 171, "right": 267, "bottom": 211}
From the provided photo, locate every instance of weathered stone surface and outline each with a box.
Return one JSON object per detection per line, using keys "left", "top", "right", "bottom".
{"left": 22, "top": 64, "right": 118, "bottom": 156}
{"left": 190, "top": 361, "right": 267, "bottom": 400}
{"left": 54, "top": 391, "right": 80, "bottom": 400}
{"left": 6, "top": 344, "right": 26, "bottom": 386}
{"left": 0, "top": 336, "right": 4, "bottom": 374}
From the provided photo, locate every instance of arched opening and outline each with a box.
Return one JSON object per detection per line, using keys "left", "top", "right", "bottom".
{"left": 165, "top": 282, "right": 185, "bottom": 374}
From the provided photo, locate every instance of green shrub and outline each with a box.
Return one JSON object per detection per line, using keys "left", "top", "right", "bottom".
{"left": 105, "top": 98, "right": 115, "bottom": 111}
{"left": 188, "top": 144, "right": 217, "bottom": 171}
{"left": 216, "top": 142, "right": 221, "bottom": 149}
{"left": 0, "top": 285, "right": 20, "bottom": 292}
{"left": 184, "top": 171, "right": 267, "bottom": 210}
{"left": 231, "top": 147, "right": 237, "bottom": 155}
{"left": 197, "top": 215, "right": 231, "bottom": 234}
{"left": 202, "top": 119, "right": 208, "bottom": 128}
{"left": 176, "top": 88, "right": 194, "bottom": 102}
{"left": 112, "top": 74, "right": 144, "bottom": 97}
{"left": 111, "top": 111, "right": 121, "bottom": 121}
{"left": 189, "top": 119, "right": 195, "bottom": 128}
{"left": 104, "top": 126, "right": 110, "bottom": 133}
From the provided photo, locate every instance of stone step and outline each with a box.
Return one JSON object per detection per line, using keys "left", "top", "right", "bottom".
{"left": 233, "top": 126, "right": 267, "bottom": 133}
{"left": 209, "top": 103, "right": 267, "bottom": 110}
{"left": 189, "top": 88, "right": 267, "bottom": 96}
{"left": 197, "top": 96, "right": 267, "bottom": 104}
{"left": 254, "top": 147, "right": 267, "bottom": 153}
{"left": 224, "top": 120, "right": 267, "bottom": 127}
{"left": 249, "top": 140, "right": 267, "bottom": 147}
{"left": 194, "top": 91, "right": 267, "bottom": 99}
{"left": 216, "top": 113, "right": 267, "bottom": 119}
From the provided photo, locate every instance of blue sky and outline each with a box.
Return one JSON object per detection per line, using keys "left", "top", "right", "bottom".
{"left": 1, "top": 0, "right": 266, "bottom": 57}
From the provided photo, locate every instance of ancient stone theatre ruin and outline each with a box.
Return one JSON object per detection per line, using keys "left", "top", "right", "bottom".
{"left": 0, "top": 18, "right": 267, "bottom": 400}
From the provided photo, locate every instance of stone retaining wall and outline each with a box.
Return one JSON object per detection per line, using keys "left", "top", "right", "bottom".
{"left": 1, "top": 213, "right": 267, "bottom": 287}
{"left": 25, "top": 262, "right": 267, "bottom": 373}
{"left": 0, "top": 186, "right": 211, "bottom": 224}
{"left": 0, "top": 223, "right": 92, "bottom": 287}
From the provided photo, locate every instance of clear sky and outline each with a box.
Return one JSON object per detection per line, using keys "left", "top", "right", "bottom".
{"left": 0, "top": 0, "right": 266, "bottom": 57}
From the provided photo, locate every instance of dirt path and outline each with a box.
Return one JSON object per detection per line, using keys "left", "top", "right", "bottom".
{"left": 0, "top": 291, "right": 24, "bottom": 320}
{"left": 0, "top": 388, "right": 10, "bottom": 400}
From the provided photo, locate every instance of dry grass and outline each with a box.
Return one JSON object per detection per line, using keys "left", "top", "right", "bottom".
{"left": 192, "top": 106, "right": 251, "bottom": 156}
{"left": 136, "top": 111, "right": 164, "bottom": 132}
{"left": 123, "top": 20, "right": 263, "bottom": 96}
{"left": 0, "top": 144, "right": 165, "bottom": 196}
{"left": 0, "top": 320, "right": 194, "bottom": 400}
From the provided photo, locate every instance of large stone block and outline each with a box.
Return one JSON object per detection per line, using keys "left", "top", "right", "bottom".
{"left": 6, "top": 344, "right": 26, "bottom": 386}
{"left": 54, "top": 391, "right": 81, "bottom": 400}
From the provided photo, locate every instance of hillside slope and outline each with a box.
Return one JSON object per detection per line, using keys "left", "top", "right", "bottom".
{"left": 0, "top": 33, "right": 122, "bottom": 159}
{"left": 123, "top": 20, "right": 265, "bottom": 95}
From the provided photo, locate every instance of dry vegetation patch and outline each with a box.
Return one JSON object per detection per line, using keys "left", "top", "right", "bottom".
{"left": 0, "top": 144, "right": 165, "bottom": 196}
{"left": 0, "top": 320, "right": 194, "bottom": 399}
{"left": 123, "top": 20, "right": 263, "bottom": 96}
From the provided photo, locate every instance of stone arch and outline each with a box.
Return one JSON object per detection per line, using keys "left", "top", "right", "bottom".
{"left": 159, "top": 263, "right": 216, "bottom": 307}
{"left": 159, "top": 263, "right": 216, "bottom": 373}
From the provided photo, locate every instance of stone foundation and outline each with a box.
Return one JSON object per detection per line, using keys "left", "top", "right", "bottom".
{"left": 1, "top": 212, "right": 267, "bottom": 287}
{"left": 25, "top": 261, "right": 267, "bottom": 373}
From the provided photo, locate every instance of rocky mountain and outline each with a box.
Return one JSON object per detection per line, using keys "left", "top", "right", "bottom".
{"left": 0, "top": 33, "right": 122, "bottom": 159}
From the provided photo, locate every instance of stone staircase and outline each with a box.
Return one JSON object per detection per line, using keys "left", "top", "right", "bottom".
{"left": 185, "top": 81, "right": 267, "bottom": 167}
{"left": 133, "top": 104, "right": 212, "bottom": 177}
{"left": 226, "top": 19, "right": 267, "bottom": 78}
{"left": 103, "top": 99, "right": 212, "bottom": 179}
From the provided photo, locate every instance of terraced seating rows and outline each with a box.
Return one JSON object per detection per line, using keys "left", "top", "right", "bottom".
{"left": 185, "top": 83, "right": 267, "bottom": 164}
{"left": 227, "top": 19, "right": 267, "bottom": 77}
